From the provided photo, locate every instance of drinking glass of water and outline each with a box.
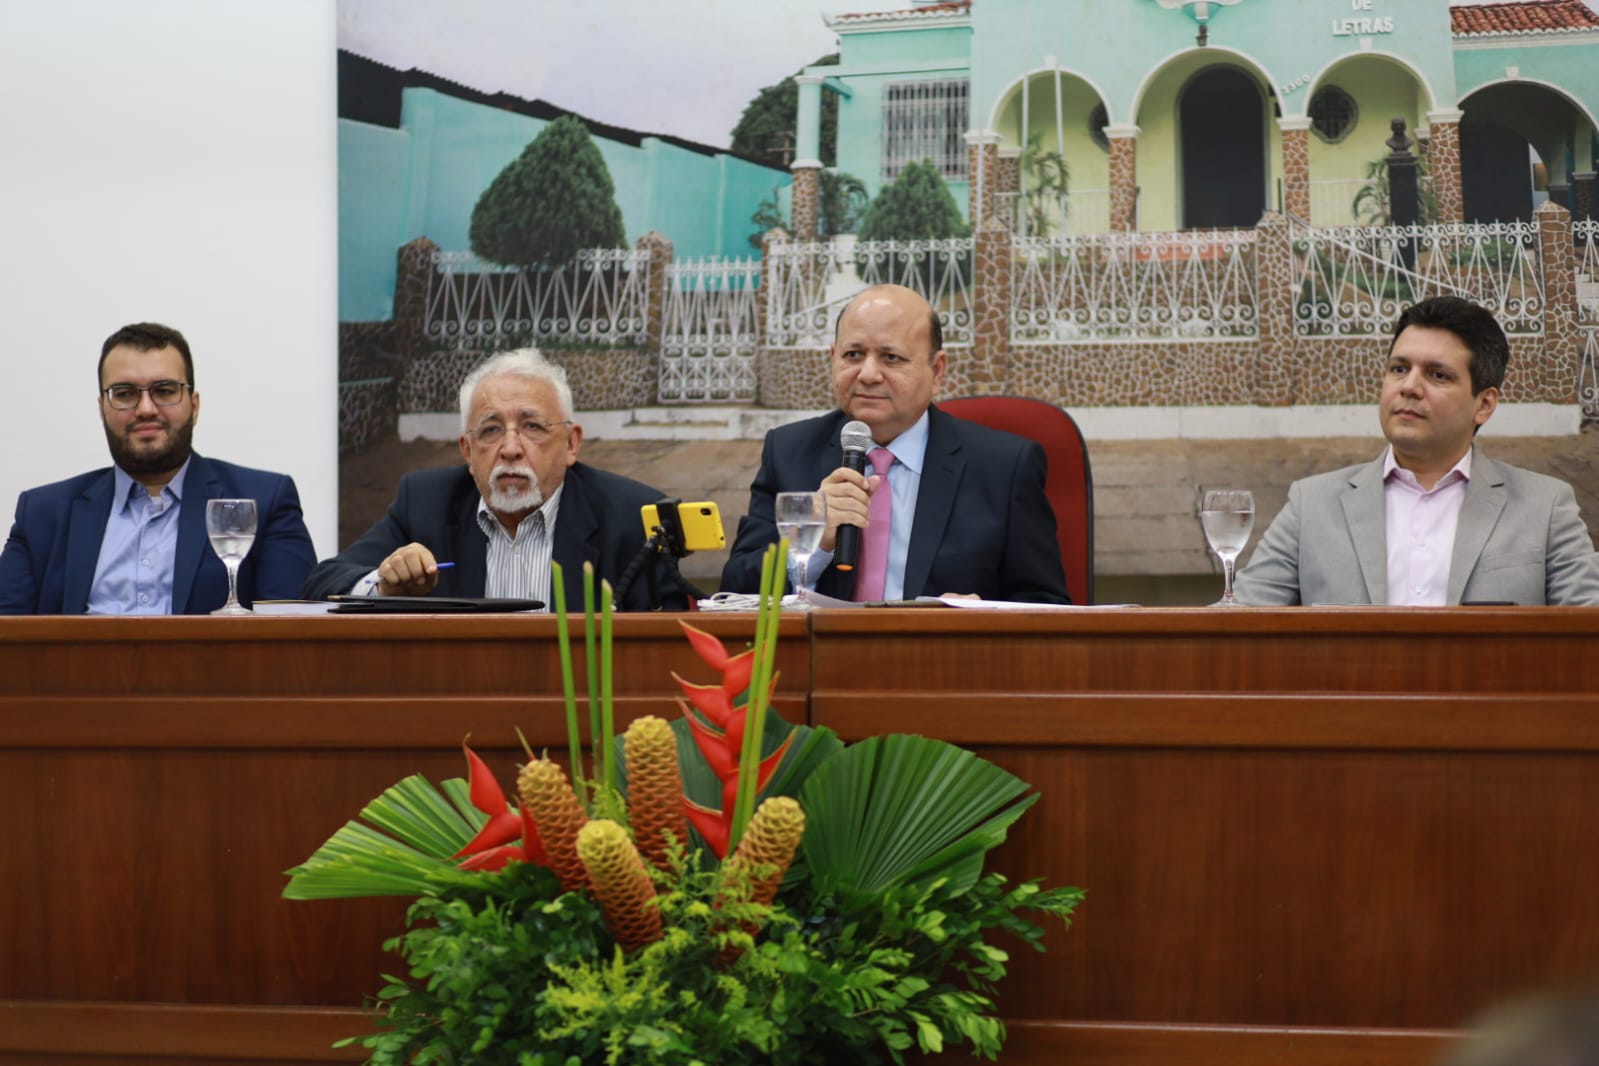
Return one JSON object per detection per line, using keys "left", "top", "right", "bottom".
{"left": 206, "top": 498, "right": 258, "bottom": 615}
{"left": 775, "top": 491, "right": 827, "bottom": 606}
{"left": 1198, "top": 488, "right": 1254, "bottom": 607}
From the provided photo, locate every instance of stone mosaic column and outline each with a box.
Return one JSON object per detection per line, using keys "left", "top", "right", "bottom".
{"left": 1252, "top": 212, "right": 1296, "bottom": 406}
{"left": 964, "top": 131, "right": 1000, "bottom": 230}
{"left": 1425, "top": 109, "right": 1465, "bottom": 224}
{"left": 1574, "top": 172, "right": 1597, "bottom": 221}
{"left": 1279, "top": 117, "right": 1312, "bottom": 221}
{"left": 791, "top": 165, "right": 821, "bottom": 241}
{"left": 637, "top": 230, "right": 673, "bottom": 349}
{"left": 394, "top": 236, "right": 439, "bottom": 360}
{"left": 996, "top": 146, "right": 1021, "bottom": 232}
{"left": 790, "top": 73, "right": 825, "bottom": 242}
{"left": 1537, "top": 201, "right": 1579, "bottom": 402}
{"left": 968, "top": 216, "right": 1012, "bottom": 394}
{"left": 1106, "top": 124, "right": 1140, "bottom": 232}
{"left": 756, "top": 227, "right": 789, "bottom": 406}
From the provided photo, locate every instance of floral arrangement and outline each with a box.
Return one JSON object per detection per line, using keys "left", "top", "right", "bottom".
{"left": 285, "top": 546, "right": 1082, "bottom": 1065}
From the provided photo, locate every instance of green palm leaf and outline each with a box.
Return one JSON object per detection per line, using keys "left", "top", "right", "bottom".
{"left": 799, "top": 735, "right": 1037, "bottom": 899}
{"left": 283, "top": 774, "right": 486, "bottom": 900}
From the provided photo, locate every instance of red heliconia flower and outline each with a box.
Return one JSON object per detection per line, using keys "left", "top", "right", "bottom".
{"left": 680, "top": 622, "right": 731, "bottom": 672}
{"left": 681, "top": 736, "right": 795, "bottom": 859}
{"left": 458, "top": 803, "right": 548, "bottom": 872}
{"left": 451, "top": 741, "right": 522, "bottom": 860}
{"left": 449, "top": 741, "right": 551, "bottom": 874}
{"left": 674, "top": 621, "right": 794, "bottom": 859}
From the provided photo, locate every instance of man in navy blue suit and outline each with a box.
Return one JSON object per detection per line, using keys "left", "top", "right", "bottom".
{"left": 720, "top": 284, "right": 1070, "bottom": 603}
{"left": 0, "top": 323, "right": 316, "bottom": 615}
{"left": 301, "top": 349, "right": 687, "bottom": 611}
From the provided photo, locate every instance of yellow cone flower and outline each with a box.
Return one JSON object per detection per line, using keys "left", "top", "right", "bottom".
{"left": 575, "top": 819, "right": 662, "bottom": 949}
{"left": 724, "top": 795, "right": 805, "bottom": 911}
{"left": 517, "top": 757, "right": 590, "bottom": 893}
{"left": 624, "top": 716, "right": 689, "bottom": 871}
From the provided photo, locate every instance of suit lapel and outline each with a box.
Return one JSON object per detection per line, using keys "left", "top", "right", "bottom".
{"left": 172, "top": 455, "right": 215, "bottom": 613}
{"left": 903, "top": 409, "right": 963, "bottom": 599}
{"left": 63, "top": 472, "right": 117, "bottom": 613}
{"left": 554, "top": 471, "right": 600, "bottom": 606}
{"left": 1339, "top": 458, "right": 1388, "bottom": 604}
{"left": 449, "top": 500, "right": 489, "bottom": 598}
{"left": 1448, "top": 448, "right": 1507, "bottom": 603}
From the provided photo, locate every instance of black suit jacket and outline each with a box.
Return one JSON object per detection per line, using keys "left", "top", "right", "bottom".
{"left": 302, "top": 463, "right": 689, "bottom": 611}
{"left": 720, "top": 406, "right": 1071, "bottom": 603}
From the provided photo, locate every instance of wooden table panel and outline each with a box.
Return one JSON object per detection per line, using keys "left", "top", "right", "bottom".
{"left": 7, "top": 608, "right": 1598, "bottom": 1064}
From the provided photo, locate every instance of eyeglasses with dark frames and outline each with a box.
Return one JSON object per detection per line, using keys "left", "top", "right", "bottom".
{"left": 470, "top": 418, "right": 572, "bottom": 447}
{"left": 102, "top": 380, "right": 193, "bottom": 410}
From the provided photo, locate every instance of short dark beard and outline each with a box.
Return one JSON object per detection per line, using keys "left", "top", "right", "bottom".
{"left": 103, "top": 416, "right": 195, "bottom": 478}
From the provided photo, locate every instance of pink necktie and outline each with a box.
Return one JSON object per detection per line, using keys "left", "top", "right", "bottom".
{"left": 852, "top": 447, "right": 895, "bottom": 601}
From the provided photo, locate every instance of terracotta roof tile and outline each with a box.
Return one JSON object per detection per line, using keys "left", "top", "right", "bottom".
{"left": 1451, "top": 0, "right": 1599, "bottom": 35}
{"left": 832, "top": 1, "right": 971, "bottom": 24}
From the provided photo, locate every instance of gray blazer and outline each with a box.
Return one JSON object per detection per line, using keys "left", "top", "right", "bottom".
{"left": 1235, "top": 446, "right": 1599, "bottom": 606}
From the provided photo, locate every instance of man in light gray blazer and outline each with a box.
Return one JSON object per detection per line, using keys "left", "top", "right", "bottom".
{"left": 1237, "top": 296, "right": 1599, "bottom": 606}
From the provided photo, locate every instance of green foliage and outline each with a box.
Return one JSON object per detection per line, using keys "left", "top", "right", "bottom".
{"left": 338, "top": 856, "right": 1081, "bottom": 1065}
{"left": 1020, "top": 134, "right": 1071, "bottom": 236}
{"left": 470, "top": 115, "right": 626, "bottom": 269}
{"left": 730, "top": 54, "right": 840, "bottom": 169}
{"left": 747, "top": 171, "right": 870, "bottom": 247}
{"left": 1352, "top": 152, "right": 1437, "bottom": 227}
{"left": 799, "top": 735, "right": 1037, "bottom": 900}
{"left": 856, "top": 160, "right": 969, "bottom": 243}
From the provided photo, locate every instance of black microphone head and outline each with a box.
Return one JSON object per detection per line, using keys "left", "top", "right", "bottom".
{"left": 840, "top": 420, "right": 873, "bottom": 456}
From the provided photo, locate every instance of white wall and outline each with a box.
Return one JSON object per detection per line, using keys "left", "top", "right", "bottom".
{"left": 0, "top": 0, "right": 338, "bottom": 558}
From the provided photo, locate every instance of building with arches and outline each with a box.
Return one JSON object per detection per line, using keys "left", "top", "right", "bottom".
{"left": 789, "top": 0, "right": 1599, "bottom": 235}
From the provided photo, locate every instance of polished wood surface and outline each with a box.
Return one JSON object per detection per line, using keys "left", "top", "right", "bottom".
{"left": 812, "top": 607, "right": 1599, "bottom": 1037}
{"left": 4, "top": 608, "right": 1597, "bottom": 1063}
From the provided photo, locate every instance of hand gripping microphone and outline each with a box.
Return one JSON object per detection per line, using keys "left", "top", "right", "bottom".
{"left": 833, "top": 420, "right": 874, "bottom": 572}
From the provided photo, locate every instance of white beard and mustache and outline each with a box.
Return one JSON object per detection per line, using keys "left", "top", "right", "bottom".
{"left": 488, "top": 462, "right": 544, "bottom": 515}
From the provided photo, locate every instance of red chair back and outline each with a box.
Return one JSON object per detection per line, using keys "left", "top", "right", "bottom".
{"left": 939, "top": 396, "right": 1094, "bottom": 604}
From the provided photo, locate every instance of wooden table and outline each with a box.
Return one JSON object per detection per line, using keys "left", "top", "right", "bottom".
{"left": 4, "top": 608, "right": 1598, "bottom": 1064}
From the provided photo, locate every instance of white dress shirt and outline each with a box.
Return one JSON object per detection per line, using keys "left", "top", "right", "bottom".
{"left": 1383, "top": 446, "right": 1470, "bottom": 606}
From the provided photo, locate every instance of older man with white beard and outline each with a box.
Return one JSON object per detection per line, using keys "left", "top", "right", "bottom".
{"left": 303, "top": 349, "right": 688, "bottom": 610}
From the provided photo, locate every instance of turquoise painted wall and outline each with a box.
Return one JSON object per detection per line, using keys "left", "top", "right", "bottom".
{"left": 339, "top": 120, "right": 409, "bottom": 323}
{"left": 339, "top": 88, "right": 785, "bottom": 321}
{"left": 820, "top": 25, "right": 973, "bottom": 215}
{"left": 1454, "top": 40, "right": 1599, "bottom": 135}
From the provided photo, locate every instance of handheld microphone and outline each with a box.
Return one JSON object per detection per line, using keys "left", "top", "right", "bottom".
{"left": 833, "top": 420, "right": 874, "bottom": 572}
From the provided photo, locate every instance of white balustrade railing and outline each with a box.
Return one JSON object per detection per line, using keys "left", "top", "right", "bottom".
{"left": 1577, "top": 219, "right": 1598, "bottom": 327}
{"left": 1292, "top": 220, "right": 1543, "bottom": 337}
{"left": 1011, "top": 229, "right": 1258, "bottom": 342}
{"left": 423, "top": 248, "right": 651, "bottom": 350}
{"left": 658, "top": 257, "right": 762, "bottom": 403}
{"left": 765, "top": 236, "right": 973, "bottom": 349}
{"left": 997, "top": 189, "right": 1112, "bottom": 236}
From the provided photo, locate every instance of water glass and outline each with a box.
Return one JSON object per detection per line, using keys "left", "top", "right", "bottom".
{"left": 775, "top": 491, "right": 827, "bottom": 606}
{"left": 206, "top": 498, "right": 258, "bottom": 615}
{"left": 1198, "top": 488, "right": 1254, "bottom": 607}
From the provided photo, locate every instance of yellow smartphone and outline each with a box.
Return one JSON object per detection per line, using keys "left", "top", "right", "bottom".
{"left": 641, "top": 501, "right": 725, "bottom": 552}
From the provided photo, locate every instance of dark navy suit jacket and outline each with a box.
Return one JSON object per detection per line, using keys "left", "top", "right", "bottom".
{"left": 0, "top": 454, "right": 316, "bottom": 615}
{"left": 300, "top": 463, "right": 689, "bottom": 611}
{"left": 720, "top": 406, "right": 1071, "bottom": 603}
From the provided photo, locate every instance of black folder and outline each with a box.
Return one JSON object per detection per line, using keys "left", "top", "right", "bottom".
{"left": 327, "top": 595, "right": 544, "bottom": 614}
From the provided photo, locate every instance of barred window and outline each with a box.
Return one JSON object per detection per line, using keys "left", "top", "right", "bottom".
{"left": 882, "top": 79, "right": 969, "bottom": 181}
{"left": 1309, "top": 85, "right": 1358, "bottom": 143}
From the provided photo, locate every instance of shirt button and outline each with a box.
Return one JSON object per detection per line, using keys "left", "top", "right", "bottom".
{"left": 139, "top": 593, "right": 149, "bottom": 603}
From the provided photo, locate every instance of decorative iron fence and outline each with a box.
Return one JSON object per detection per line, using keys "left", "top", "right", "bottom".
{"left": 765, "top": 236, "right": 974, "bottom": 350}
{"left": 658, "top": 257, "right": 762, "bottom": 403}
{"left": 1011, "top": 228, "right": 1258, "bottom": 342}
{"left": 1291, "top": 220, "right": 1543, "bottom": 337}
{"left": 422, "top": 248, "right": 651, "bottom": 350}
{"left": 1578, "top": 219, "right": 1599, "bottom": 419}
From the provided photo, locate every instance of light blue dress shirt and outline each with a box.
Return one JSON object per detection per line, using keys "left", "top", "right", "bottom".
{"left": 86, "top": 461, "right": 190, "bottom": 615}
{"left": 800, "top": 411, "right": 930, "bottom": 601}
